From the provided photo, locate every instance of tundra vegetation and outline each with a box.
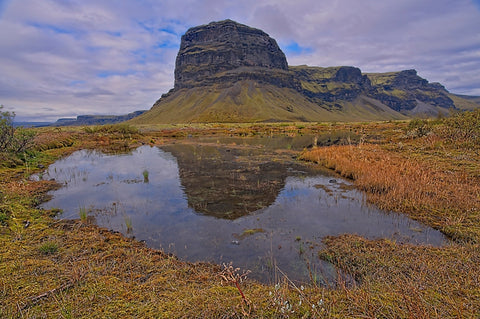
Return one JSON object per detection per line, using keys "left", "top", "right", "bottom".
{"left": 1, "top": 111, "right": 479, "bottom": 318}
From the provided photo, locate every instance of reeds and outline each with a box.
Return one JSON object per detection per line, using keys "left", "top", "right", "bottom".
{"left": 301, "top": 143, "right": 480, "bottom": 242}
{"left": 78, "top": 205, "right": 88, "bottom": 222}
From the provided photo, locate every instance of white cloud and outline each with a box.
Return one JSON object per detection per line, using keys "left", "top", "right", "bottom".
{"left": 0, "top": 0, "right": 479, "bottom": 121}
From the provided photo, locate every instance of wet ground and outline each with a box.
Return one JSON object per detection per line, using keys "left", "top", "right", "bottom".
{"left": 38, "top": 136, "right": 447, "bottom": 283}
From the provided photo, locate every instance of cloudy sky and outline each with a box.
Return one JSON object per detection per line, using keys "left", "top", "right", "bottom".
{"left": 1, "top": 0, "right": 479, "bottom": 121}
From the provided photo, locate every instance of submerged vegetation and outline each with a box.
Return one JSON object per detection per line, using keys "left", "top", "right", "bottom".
{"left": 142, "top": 169, "right": 149, "bottom": 183}
{"left": 1, "top": 111, "right": 480, "bottom": 317}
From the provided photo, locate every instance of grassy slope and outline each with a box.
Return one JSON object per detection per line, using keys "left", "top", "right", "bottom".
{"left": 341, "top": 96, "right": 409, "bottom": 121}
{"left": 364, "top": 71, "right": 401, "bottom": 86}
{"left": 130, "top": 81, "right": 411, "bottom": 124}
{"left": 449, "top": 93, "right": 480, "bottom": 111}
{"left": 130, "top": 81, "right": 339, "bottom": 123}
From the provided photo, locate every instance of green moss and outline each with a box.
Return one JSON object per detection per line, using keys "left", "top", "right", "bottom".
{"left": 241, "top": 228, "right": 265, "bottom": 238}
{"left": 0, "top": 210, "right": 9, "bottom": 226}
{"left": 83, "top": 123, "right": 139, "bottom": 135}
{"left": 384, "top": 88, "right": 408, "bottom": 99}
{"left": 290, "top": 65, "right": 342, "bottom": 81}
{"left": 365, "top": 72, "right": 400, "bottom": 86}
{"left": 39, "top": 241, "right": 58, "bottom": 254}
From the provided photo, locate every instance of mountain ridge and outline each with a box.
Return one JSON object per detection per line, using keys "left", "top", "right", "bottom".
{"left": 130, "top": 20, "right": 479, "bottom": 124}
{"left": 52, "top": 110, "right": 147, "bottom": 126}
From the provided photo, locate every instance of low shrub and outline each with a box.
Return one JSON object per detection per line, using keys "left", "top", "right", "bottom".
{"left": 0, "top": 106, "right": 36, "bottom": 164}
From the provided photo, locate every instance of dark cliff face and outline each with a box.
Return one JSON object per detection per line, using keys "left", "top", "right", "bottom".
{"left": 291, "top": 66, "right": 374, "bottom": 103}
{"left": 174, "top": 20, "right": 296, "bottom": 90}
{"left": 367, "top": 69, "right": 454, "bottom": 111}
{"left": 291, "top": 65, "right": 454, "bottom": 112}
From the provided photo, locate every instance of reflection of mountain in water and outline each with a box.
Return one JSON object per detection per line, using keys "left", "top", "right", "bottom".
{"left": 161, "top": 143, "right": 310, "bottom": 219}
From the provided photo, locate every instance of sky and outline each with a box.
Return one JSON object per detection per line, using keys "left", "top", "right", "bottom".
{"left": 1, "top": 0, "right": 479, "bottom": 122}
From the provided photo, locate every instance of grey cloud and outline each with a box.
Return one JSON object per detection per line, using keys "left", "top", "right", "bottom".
{"left": 74, "top": 88, "right": 115, "bottom": 98}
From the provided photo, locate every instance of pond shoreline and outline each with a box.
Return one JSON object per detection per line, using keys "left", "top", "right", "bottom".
{"left": 2, "top": 120, "right": 479, "bottom": 317}
{"left": 38, "top": 136, "right": 446, "bottom": 283}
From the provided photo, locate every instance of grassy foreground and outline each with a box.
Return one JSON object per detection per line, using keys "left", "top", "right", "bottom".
{"left": 1, "top": 114, "right": 480, "bottom": 318}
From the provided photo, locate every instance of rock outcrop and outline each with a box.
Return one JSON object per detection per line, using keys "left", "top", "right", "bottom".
{"left": 366, "top": 69, "right": 454, "bottom": 112}
{"left": 291, "top": 66, "right": 374, "bottom": 103}
{"left": 174, "top": 19, "right": 298, "bottom": 90}
{"left": 291, "top": 65, "right": 454, "bottom": 114}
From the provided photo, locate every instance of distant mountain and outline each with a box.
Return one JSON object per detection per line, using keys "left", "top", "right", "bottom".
{"left": 130, "top": 20, "right": 479, "bottom": 124}
{"left": 13, "top": 122, "right": 52, "bottom": 128}
{"left": 52, "top": 110, "right": 147, "bottom": 126}
{"left": 449, "top": 94, "right": 480, "bottom": 111}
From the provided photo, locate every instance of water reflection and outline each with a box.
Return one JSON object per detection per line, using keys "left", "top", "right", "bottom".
{"left": 161, "top": 143, "right": 312, "bottom": 219}
{"left": 40, "top": 143, "right": 447, "bottom": 283}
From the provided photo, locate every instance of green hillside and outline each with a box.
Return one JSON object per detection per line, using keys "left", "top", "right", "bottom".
{"left": 449, "top": 94, "right": 480, "bottom": 111}
{"left": 129, "top": 80, "right": 410, "bottom": 124}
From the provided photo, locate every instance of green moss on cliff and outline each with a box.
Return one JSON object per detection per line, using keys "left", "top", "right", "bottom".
{"left": 365, "top": 72, "right": 400, "bottom": 86}
{"left": 290, "top": 65, "right": 341, "bottom": 81}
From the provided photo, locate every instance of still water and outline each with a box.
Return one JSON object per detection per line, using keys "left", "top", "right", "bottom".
{"left": 39, "top": 140, "right": 446, "bottom": 283}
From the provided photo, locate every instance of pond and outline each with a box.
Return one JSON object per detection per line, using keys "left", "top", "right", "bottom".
{"left": 38, "top": 137, "right": 447, "bottom": 284}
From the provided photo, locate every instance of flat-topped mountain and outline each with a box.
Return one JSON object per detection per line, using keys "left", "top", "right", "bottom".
{"left": 130, "top": 20, "right": 478, "bottom": 124}
{"left": 174, "top": 19, "right": 296, "bottom": 90}
{"left": 52, "top": 110, "right": 147, "bottom": 126}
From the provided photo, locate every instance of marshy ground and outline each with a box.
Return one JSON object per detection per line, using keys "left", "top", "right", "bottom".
{"left": 1, "top": 113, "right": 479, "bottom": 318}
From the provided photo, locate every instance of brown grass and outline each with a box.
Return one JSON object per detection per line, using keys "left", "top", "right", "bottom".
{"left": 301, "top": 143, "right": 480, "bottom": 243}
{"left": 320, "top": 234, "right": 480, "bottom": 318}
{"left": 297, "top": 113, "right": 480, "bottom": 317}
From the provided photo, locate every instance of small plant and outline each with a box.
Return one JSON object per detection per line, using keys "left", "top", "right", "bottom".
{"left": 406, "top": 118, "right": 432, "bottom": 137}
{"left": 0, "top": 210, "right": 9, "bottom": 226}
{"left": 39, "top": 241, "right": 58, "bottom": 255}
{"left": 142, "top": 169, "right": 149, "bottom": 183}
{"left": 79, "top": 206, "right": 88, "bottom": 222}
{"left": 298, "top": 242, "right": 305, "bottom": 255}
{"left": 124, "top": 214, "right": 133, "bottom": 233}
{"left": 240, "top": 228, "right": 264, "bottom": 238}
{"left": 219, "top": 262, "right": 252, "bottom": 314}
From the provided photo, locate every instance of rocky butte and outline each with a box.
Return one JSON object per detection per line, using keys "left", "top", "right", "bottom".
{"left": 130, "top": 20, "right": 479, "bottom": 124}
{"left": 174, "top": 19, "right": 297, "bottom": 90}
